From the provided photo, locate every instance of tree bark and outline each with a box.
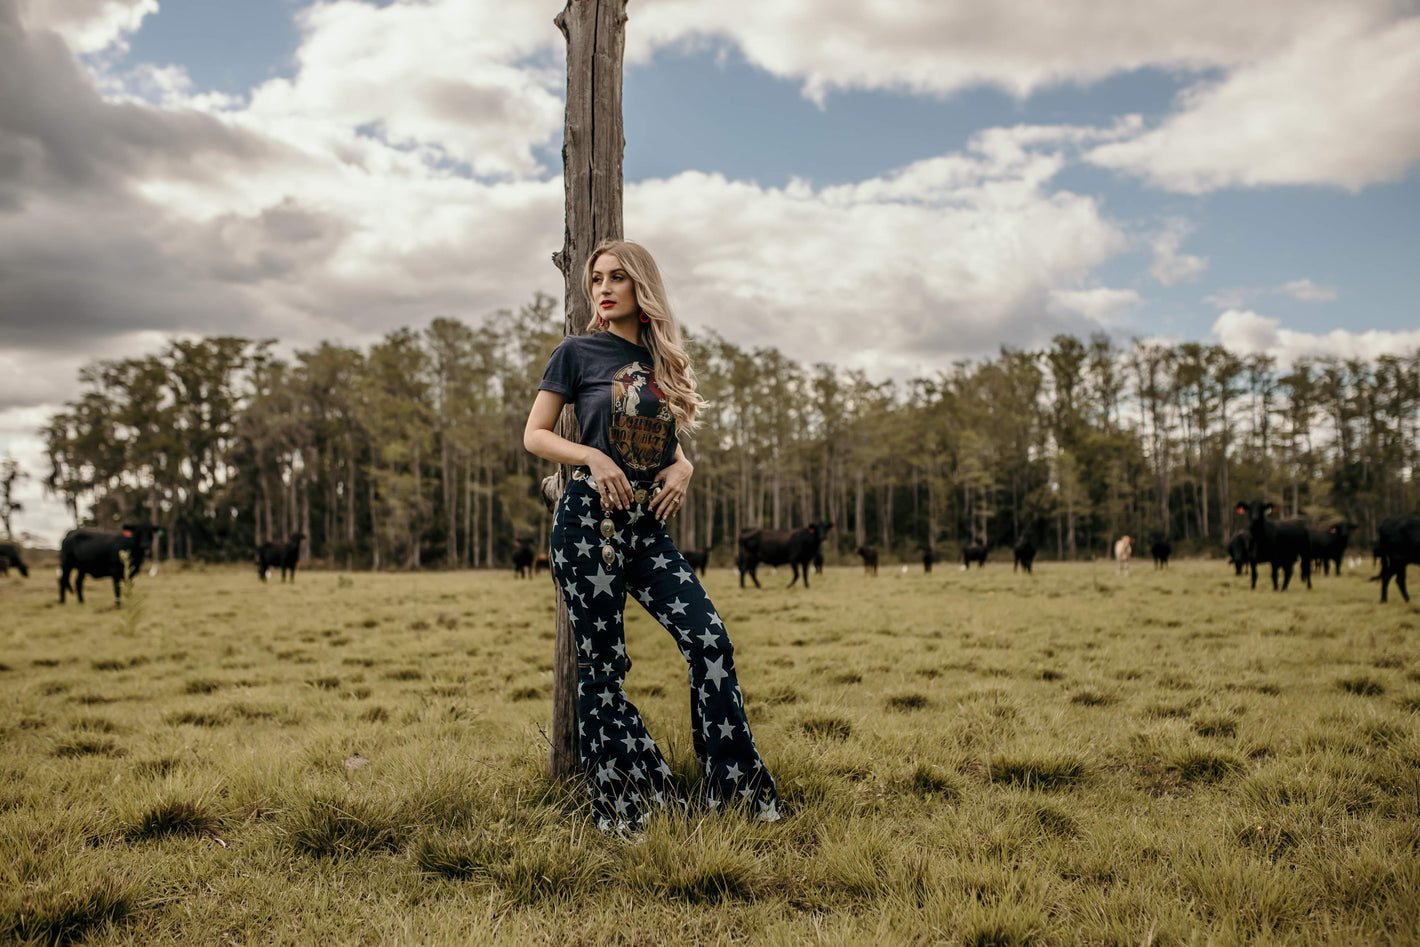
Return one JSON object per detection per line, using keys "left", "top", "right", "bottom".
{"left": 548, "top": 0, "right": 628, "bottom": 782}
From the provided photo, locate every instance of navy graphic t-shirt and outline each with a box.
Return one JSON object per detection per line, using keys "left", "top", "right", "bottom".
{"left": 538, "top": 332, "right": 678, "bottom": 480}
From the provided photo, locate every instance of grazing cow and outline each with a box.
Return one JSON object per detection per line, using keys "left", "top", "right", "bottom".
{"left": 1226, "top": 531, "right": 1253, "bottom": 577}
{"left": 854, "top": 545, "right": 879, "bottom": 576}
{"left": 1114, "top": 536, "right": 1132, "bottom": 576}
{"left": 59, "top": 523, "right": 160, "bottom": 605}
{"left": 533, "top": 553, "right": 551, "bottom": 575}
{"left": 1234, "top": 500, "right": 1311, "bottom": 591}
{"left": 738, "top": 522, "right": 835, "bottom": 589}
{"left": 511, "top": 537, "right": 535, "bottom": 578}
{"left": 682, "top": 546, "right": 712, "bottom": 576}
{"left": 962, "top": 544, "right": 988, "bottom": 569}
{"left": 0, "top": 542, "right": 29, "bottom": 578}
{"left": 1310, "top": 521, "right": 1357, "bottom": 576}
{"left": 921, "top": 545, "right": 934, "bottom": 573}
{"left": 256, "top": 533, "right": 304, "bottom": 582}
{"left": 1377, "top": 515, "right": 1420, "bottom": 603}
{"left": 1150, "top": 536, "right": 1171, "bottom": 569}
{"left": 1013, "top": 537, "right": 1036, "bottom": 574}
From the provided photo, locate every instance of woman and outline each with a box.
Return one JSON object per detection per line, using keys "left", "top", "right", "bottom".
{"left": 524, "top": 239, "right": 781, "bottom": 831}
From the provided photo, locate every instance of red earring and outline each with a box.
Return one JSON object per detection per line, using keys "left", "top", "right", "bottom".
{"left": 639, "top": 310, "right": 650, "bottom": 324}
{"left": 597, "top": 317, "right": 606, "bottom": 328}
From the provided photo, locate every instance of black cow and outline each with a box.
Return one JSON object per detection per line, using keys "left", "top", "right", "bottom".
{"left": 1377, "top": 515, "right": 1420, "bottom": 603}
{"left": 738, "top": 522, "right": 834, "bottom": 589}
{"left": 1226, "top": 531, "right": 1253, "bottom": 577}
{"left": 1013, "top": 537, "right": 1036, "bottom": 574}
{"left": 962, "top": 544, "right": 988, "bottom": 569}
{"left": 921, "top": 545, "right": 934, "bottom": 573}
{"left": 854, "top": 545, "right": 878, "bottom": 576}
{"left": 1150, "top": 537, "right": 1171, "bottom": 568}
{"left": 682, "top": 546, "right": 712, "bottom": 576}
{"left": 1310, "top": 521, "right": 1357, "bottom": 576}
{"left": 511, "top": 537, "right": 535, "bottom": 578}
{"left": 0, "top": 542, "right": 29, "bottom": 578}
{"left": 812, "top": 550, "right": 825, "bottom": 575}
{"left": 59, "top": 523, "right": 160, "bottom": 605}
{"left": 1234, "top": 500, "right": 1311, "bottom": 591}
{"left": 256, "top": 533, "right": 304, "bottom": 582}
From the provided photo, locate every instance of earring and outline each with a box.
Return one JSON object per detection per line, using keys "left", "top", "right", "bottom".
{"left": 597, "top": 317, "right": 606, "bottom": 328}
{"left": 639, "top": 310, "right": 650, "bottom": 324}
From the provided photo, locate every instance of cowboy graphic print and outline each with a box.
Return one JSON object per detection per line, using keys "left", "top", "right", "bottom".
{"left": 609, "top": 361, "right": 673, "bottom": 473}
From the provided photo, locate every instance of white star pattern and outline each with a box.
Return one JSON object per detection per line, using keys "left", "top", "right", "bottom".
{"left": 552, "top": 548, "right": 567, "bottom": 567}
{"left": 594, "top": 617, "right": 608, "bottom": 632}
{"left": 586, "top": 566, "right": 617, "bottom": 598}
{"left": 579, "top": 513, "right": 597, "bottom": 528}
{"left": 599, "top": 689, "right": 616, "bottom": 707}
{"left": 725, "top": 762, "right": 742, "bottom": 781}
{"left": 574, "top": 538, "right": 594, "bottom": 558}
{"left": 697, "top": 629, "right": 719, "bottom": 649}
{"left": 650, "top": 553, "right": 672, "bottom": 570}
{"left": 718, "top": 721, "right": 736, "bottom": 740}
{"left": 708, "top": 612, "right": 724, "bottom": 629}
{"left": 674, "top": 568, "right": 693, "bottom": 584}
{"left": 667, "top": 598, "right": 688, "bottom": 616}
{"left": 621, "top": 734, "right": 638, "bottom": 752}
{"left": 704, "top": 656, "right": 728, "bottom": 689}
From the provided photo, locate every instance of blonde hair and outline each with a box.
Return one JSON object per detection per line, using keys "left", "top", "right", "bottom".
{"left": 583, "top": 239, "right": 707, "bottom": 434}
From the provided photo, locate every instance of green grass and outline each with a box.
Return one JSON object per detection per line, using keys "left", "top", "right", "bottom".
{"left": 1, "top": 559, "right": 1418, "bottom": 944}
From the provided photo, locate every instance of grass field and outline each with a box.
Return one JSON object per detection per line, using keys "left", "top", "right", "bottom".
{"left": 2, "top": 556, "right": 1418, "bottom": 945}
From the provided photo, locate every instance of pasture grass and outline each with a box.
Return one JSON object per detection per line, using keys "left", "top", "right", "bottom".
{"left": 2, "top": 558, "right": 1419, "bottom": 944}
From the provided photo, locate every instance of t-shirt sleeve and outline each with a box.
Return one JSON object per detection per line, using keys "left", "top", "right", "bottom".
{"left": 538, "top": 338, "right": 579, "bottom": 396}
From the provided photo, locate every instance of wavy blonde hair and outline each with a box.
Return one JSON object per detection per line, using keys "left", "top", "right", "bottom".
{"left": 583, "top": 239, "right": 707, "bottom": 434}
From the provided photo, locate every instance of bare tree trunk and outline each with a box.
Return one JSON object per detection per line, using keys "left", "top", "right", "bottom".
{"left": 464, "top": 457, "right": 474, "bottom": 567}
{"left": 547, "top": 0, "right": 627, "bottom": 782}
{"left": 369, "top": 475, "right": 380, "bottom": 571}
{"left": 854, "top": 471, "right": 866, "bottom": 548}
{"left": 300, "top": 476, "right": 311, "bottom": 563}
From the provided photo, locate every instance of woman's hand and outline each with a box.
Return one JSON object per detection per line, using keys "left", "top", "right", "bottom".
{"left": 585, "top": 450, "right": 634, "bottom": 511}
{"left": 650, "top": 455, "right": 693, "bottom": 522}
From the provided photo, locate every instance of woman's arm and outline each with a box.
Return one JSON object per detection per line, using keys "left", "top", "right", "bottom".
{"left": 524, "top": 390, "right": 634, "bottom": 509}
{"left": 649, "top": 443, "right": 693, "bottom": 522}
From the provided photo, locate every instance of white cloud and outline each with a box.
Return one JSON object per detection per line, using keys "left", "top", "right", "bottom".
{"left": 1088, "top": 11, "right": 1420, "bottom": 192}
{"left": 0, "top": 405, "right": 73, "bottom": 545}
{"left": 1205, "top": 279, "right": 1339, "bottom": 308}
{"left": 627, "top": 149, "right": 1129, "bottom": 371}
{"left": 1212, "top": 309, "right": 1420, "bottom": 369}
{"left": 1281, "top": 279, "right": 1337, "bottom": 303}
{"left": 1148, "top": 219, "right": 1207, "bottom": 285}
{"left": 1048, "top": 287, "right": 1141, "bottom": 324}
{"left": 631, "top": 0, "right": 1387, "bottom": 102}
{"left": 239, "top": 0, "right": 565, "bottom": 180}
{"left": 17, "top": 0, "right": 155, "bottom": 54}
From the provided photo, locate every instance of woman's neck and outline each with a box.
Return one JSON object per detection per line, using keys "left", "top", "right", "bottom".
{"left": 605, "top": 320, "right": 642, "bottom": 347}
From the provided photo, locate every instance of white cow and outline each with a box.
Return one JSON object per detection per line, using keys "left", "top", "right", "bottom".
{"left": 1114, "top": 535, "right": 1133, "bottom": 576}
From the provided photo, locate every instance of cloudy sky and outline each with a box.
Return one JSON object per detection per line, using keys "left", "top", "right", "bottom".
{"left": 2, "top": 0, "right": 1418, "bottom": 542}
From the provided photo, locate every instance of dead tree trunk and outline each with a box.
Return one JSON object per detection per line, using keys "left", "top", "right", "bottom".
{"left": 548, "top": 0, "right": 627, "bottom": 781}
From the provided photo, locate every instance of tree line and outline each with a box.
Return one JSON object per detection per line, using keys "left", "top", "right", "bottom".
{"left": 39, "top": 296, "right": 1420, "bottom": 566}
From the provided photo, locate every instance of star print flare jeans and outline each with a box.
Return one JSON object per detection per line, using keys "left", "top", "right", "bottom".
{"left": 549, "top": 475, "right": 781, "bottom": 830}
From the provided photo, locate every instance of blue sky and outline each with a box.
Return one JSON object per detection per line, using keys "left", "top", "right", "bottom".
{"left": 1, "top": 0, "right": 1418, "bottom": 540}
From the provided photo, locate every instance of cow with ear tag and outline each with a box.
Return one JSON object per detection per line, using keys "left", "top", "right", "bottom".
{"left": 59, "top": 523, "right": 163, "bottom": 605}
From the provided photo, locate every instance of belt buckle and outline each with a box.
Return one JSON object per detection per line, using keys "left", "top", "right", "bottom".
{"left": 633, "top": 487, "right": 648, "bottom": 504}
